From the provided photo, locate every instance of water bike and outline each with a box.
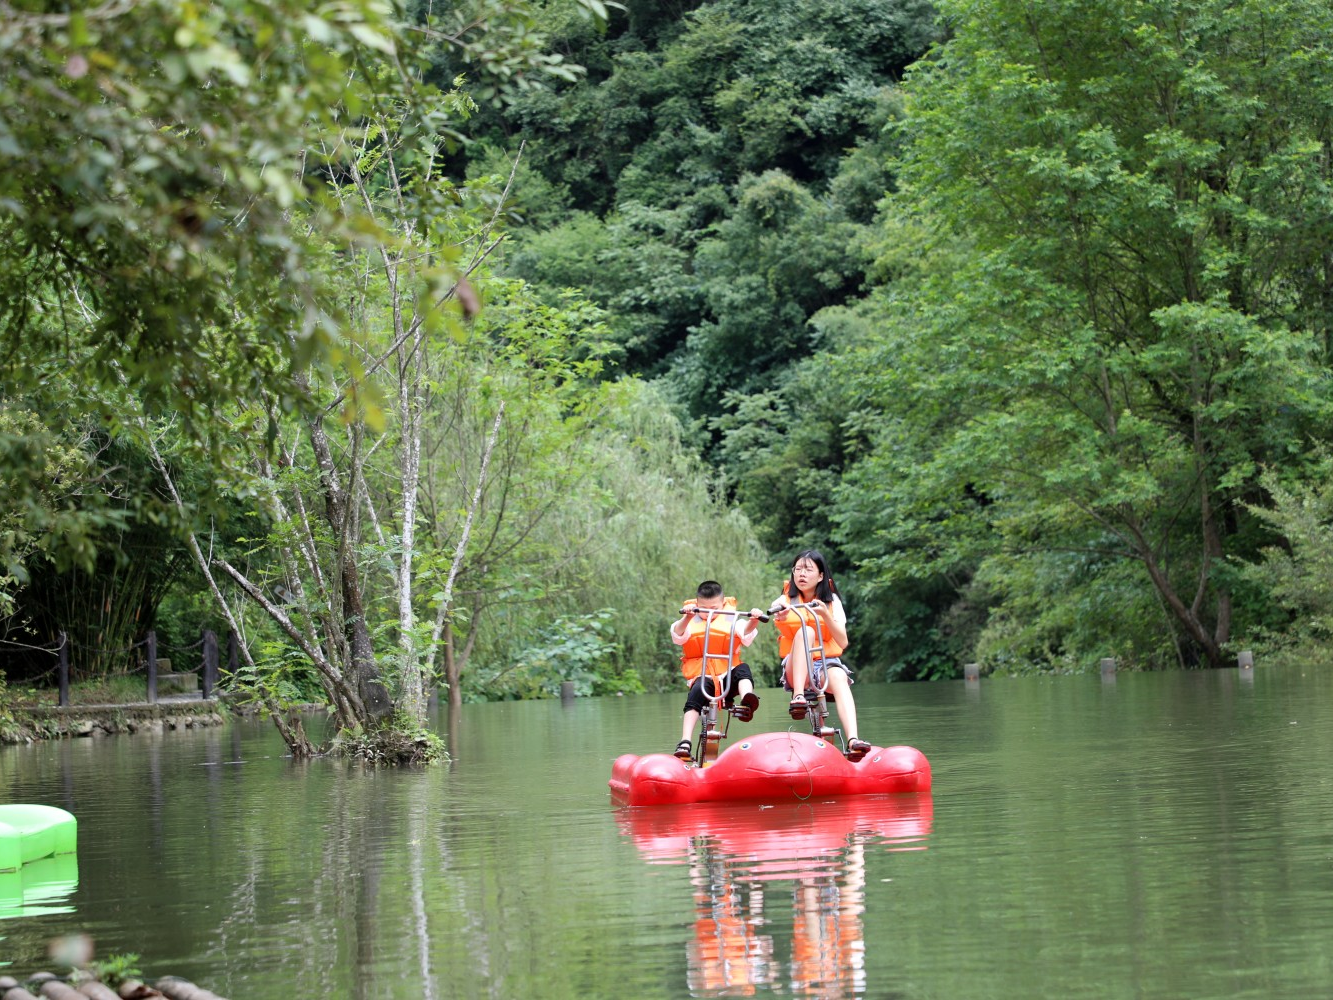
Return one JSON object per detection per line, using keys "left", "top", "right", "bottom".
{"left": 610, "top": 606, "right": 931, "bottom": 806}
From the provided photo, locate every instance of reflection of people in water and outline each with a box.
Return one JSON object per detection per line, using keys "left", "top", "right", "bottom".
{"left": 623, "top": 796, "right": 930, "bottom": 999}
{"left": 687, "top": 843, "right": 776, "bottom": 996}
{"left": 789, "top": 843, "right": 866, "bottom": 998}
{"left": 684, "top": 838, "right": 871, "bottom": 998}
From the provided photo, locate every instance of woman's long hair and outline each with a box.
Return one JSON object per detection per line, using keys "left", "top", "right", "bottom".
{"left": 786, "top": 549, "right": 838, "bottom": 604}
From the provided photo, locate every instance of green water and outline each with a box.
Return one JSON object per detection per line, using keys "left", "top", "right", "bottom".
{"left": 2, "top": 666, "right": 1333, "bottom": 998}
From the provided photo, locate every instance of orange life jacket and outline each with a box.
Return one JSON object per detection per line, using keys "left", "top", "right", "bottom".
{"left": 680, "top": 597, "right": 745, "bottom": 682}
{"left": 773, "top": 582, "right": 845, "bottom": 660}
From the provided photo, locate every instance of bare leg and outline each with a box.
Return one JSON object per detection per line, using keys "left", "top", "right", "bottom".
{"left": 785, "top": 625, "right": 818, "bottom": 696}
{"left": 826, "top": 667, "right": 859, "bottom": 740}
{"left": 681, "top": 707, "right": 701, "bottom": 744}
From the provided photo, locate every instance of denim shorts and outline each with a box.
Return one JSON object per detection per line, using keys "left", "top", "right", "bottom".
{"left": 780, "top": 655, "right": 853, "bottom": 691}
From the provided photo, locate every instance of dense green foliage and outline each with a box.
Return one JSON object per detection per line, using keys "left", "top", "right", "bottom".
{"left": 0, "top": 0, "right": 780, "bottom": 731}
{"left": 7, "top": 0, "right": 1333, "bottom": 720}
{"left": 463, "top": 0, "right": 944, "bottom": 677}
{"left": 834, "top": 0, "right": 1333, "bottom": 670}
{"left": 476, "top": 0, "right": 1333, "bottom": 676}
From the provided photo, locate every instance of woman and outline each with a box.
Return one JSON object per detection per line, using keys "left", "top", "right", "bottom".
{"left": 770, "top": 550, "right": 870, "bottom": 760}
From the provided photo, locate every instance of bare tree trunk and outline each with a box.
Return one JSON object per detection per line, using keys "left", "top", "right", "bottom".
{"left": 439, "top": 405, "right": 505, "bottom": 709}
{"left": 444, "top": 627, "right": 461, "bottom": 712}
{"left": 395, "top": 289, "right": 427, "bottom": 724}
{"left": 1124, "top": 513, "right": 1224, "bottom": 665}
{"left": 303, "top": 391, "right": 393, "bottom": 722}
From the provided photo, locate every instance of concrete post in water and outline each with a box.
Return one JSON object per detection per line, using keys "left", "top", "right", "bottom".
{"left": 202, "top": 630, "right": 218, "bottom": 700}
{"left": 146, "top": 629, "right": 158, "bottom": 704}
{"left": 1238, "top": 650, "right": 1254, "bottom": 670}
{"left": 963, "top": 662, "right": 980, "bottom": 682}
{"left": 560, "top": 681, "right": 576, "bottom": 703}
{"left": 57, "top": 632, "right": 69, "bottom": 707}
{"left": 1100, "top": 657, "right": 1116, "bottom": 677}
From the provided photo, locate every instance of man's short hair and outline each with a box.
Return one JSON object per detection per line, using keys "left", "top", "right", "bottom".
{"left": 696, "top": 580, "right": 723, "bottom": 599}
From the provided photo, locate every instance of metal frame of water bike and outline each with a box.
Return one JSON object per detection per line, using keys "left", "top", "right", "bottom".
{"left": 680, "top": 606, "right": 768, "bottom": 768}
{"left": 774, "top": 599, "right": 848, "bottom": 754}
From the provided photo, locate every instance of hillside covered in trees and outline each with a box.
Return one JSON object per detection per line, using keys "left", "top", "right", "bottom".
{"left": 458, "top": 0, "right": 1333, "bottom": 679}
{"left": 3, "top": 0, "right": 1333, "bottom": 752}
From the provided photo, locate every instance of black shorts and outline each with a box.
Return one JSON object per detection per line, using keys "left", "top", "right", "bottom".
{"left": 684, "top": 663, "right": 753, "bottom": 714}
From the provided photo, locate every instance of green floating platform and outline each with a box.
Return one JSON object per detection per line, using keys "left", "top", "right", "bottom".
{"left": 0, "top": 804, "right": 77, "bottom": 873}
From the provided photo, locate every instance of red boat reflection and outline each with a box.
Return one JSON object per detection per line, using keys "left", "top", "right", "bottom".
{"left": 618, "top": 793, "right": 932, "bottom": 877}
{"left": 620, "top": 795, "right": 932, "bottom": 997}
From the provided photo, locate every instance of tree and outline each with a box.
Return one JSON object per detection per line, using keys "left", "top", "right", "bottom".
{"left": 837, "top": 0, "right": 1333, "bottom": 668}
{"left": 0, "top": 0, "right": 400, "bottom": 411}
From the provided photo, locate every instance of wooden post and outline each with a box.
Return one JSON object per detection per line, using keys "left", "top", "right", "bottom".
{"left": 202, "top": 629, "right": 218, "bottom": 699}
{"left": 964, "top": 662, "right": 980, "bottom": 682}
{"left": 1238, "top": 650, "right": 1254, "bottom": 670}
{"left": 57, "top": 631, "right": 69, "bottom": 707}
{"left": 1100, "top": 657, "right": 1117, "bottom": 677}
{"left": 146, "top": 629, "right": 158, "bottom": 704}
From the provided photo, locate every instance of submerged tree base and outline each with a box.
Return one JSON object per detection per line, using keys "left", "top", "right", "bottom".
{"left": 327, "top": 717, "right": 447, "bottom": 766}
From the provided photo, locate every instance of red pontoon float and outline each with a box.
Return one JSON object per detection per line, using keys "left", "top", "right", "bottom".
{"left": 609, "top": 731, "right": 931, "bottom": 806}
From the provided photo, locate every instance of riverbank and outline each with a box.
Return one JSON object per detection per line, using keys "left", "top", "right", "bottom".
{"left": 1, "top": 700, "right": 225, "bottom": 745}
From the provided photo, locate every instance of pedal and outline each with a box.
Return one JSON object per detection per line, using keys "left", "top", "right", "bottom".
{"left": 843, "top": 739, "right": 870, "bottom": 762}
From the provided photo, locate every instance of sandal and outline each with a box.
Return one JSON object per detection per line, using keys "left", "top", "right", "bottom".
{"left": 844, "top": 738, "right": 871, "bottom": 762}
{"left": 732, "top": 692, "right": 760, "bottom": 722}
{"left": 673, "top": 739, "right": 694, "bottom": 760}
{"left": 788, "top": 695, "right": 808, "bottom": 721}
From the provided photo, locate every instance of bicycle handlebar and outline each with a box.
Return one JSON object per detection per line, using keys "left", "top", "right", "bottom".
{"left": 679, "top": 607, "right": 770, "bottom": 623}
{"left": 767, "top": 600, "right": 830, "bottom": 618}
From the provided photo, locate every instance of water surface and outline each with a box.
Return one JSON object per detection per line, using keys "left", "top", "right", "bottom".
{"left": 2, "top": 666, "right": 1332, "bottom": 998}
